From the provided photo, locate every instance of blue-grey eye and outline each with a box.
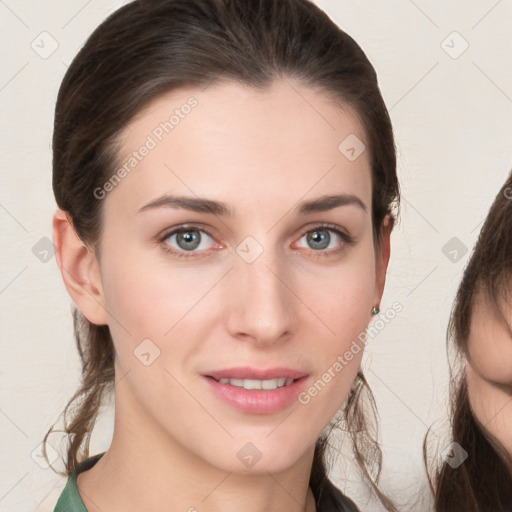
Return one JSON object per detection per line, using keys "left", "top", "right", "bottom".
{"left": 299, "top": 229, "right": 341, "bottom": 251}
{"left": 165, "top": 229, "right": 214, "bottom": 252}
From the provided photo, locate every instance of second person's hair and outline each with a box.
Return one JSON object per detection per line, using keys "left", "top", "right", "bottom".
{"left": 425, "top": 171, "right": 512, "bottom": 511}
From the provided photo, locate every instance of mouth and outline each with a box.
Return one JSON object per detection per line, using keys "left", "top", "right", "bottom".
{"left": 202, "top": 367, "right": 309, "bottom": 414}
{"left": 204, "top": 366, "right": 308, "bottom": 387}
{"left": 207, "top": 376, "right": 296, "bottom": 390}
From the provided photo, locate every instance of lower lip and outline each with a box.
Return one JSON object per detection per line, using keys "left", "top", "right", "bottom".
{"left": 202, "top": 376, "right": 308, "bottom": 414}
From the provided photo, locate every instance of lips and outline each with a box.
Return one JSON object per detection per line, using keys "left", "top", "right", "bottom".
{"left": 202, "top": 366, "right": 310, "bottom": 414}
{"left": 204, "top": 367, "right": 309, "bottom": 381}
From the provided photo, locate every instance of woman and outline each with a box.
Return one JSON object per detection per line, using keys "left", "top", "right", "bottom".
{"left": 44, "top": 1, "right": 400, "bottom": 510}
{"left": 425, "top": 172, "right": 512, "bottom": 511}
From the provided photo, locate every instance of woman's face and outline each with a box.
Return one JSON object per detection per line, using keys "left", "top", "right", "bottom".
{"left": 89, "top": 78, "right": 390, "bottom": 473}
{"left": 466, "top": 290, "right": 512, "bottom": 459}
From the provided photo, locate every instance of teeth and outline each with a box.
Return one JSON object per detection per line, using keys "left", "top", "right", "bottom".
{"left": 216, "top": 377, "right": 295, "bottom": 390}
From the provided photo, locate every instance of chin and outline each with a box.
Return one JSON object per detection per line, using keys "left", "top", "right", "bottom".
{"left": 203, "top": 439, "right": 310, "bottom": 475}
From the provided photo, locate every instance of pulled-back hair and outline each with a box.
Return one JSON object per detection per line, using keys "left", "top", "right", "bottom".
{"left": 424, "top": 171, "right": 512, "bottom": 511}
{"left": 43, "top": 1, "right": 400, "bottom": 509}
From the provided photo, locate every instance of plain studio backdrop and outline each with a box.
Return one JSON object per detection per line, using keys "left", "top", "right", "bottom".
{"left": 1, "top": 1, "right": 511, "bottom": 511}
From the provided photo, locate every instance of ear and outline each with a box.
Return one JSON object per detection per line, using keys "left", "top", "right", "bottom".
{"left": 52, "top": 209, "right": 109, "bottom": 325}
{"left": 373, "top": 213, "right": 393, "bottom": 309}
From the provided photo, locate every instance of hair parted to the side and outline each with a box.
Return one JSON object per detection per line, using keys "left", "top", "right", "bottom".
{"left": 424, "top": 170, "right": 512, "bottom": 511}
{"left": 43, "top": 1, "right": 400, "bottom": 509}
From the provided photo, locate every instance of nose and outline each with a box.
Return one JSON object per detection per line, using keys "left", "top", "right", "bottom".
{"left": 225, "top": 249, "right": 295, "bottom": 346}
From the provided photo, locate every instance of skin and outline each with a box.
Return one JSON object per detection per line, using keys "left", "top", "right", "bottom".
{"left": 466, "top": 291, "right": 512, "bottom": 470}
{"left": 53, "top": 78, "right": 392, "bottom": 512}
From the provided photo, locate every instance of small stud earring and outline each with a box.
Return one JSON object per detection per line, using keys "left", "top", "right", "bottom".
{"left": 371, "top": 306, "right": 380, "bottom": 315}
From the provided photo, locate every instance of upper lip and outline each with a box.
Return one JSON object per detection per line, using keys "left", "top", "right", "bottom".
{"left": 204, "top": 367, "right": 309, "bottom": 381}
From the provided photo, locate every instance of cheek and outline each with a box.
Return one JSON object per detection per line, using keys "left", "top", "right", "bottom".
{"left": 98, "top": 250, "right": 213, "bottom": 412}
{"left": 313, "top": 272, "right": 372, "bottom": 374}
{"left": 302, "top": 247, "right": 376, "bottom": 333}
{"left": 467, "top": 316, "right": 512, "bottom": 387}
{"left": 100, "top": 245, "right": 209, "bottom": 326}
{"left": 294, "top": 250, "right": 376, "bottom": 418}
{"left": 98, "top": 244, "right": 217, "bottom": 372}
{"left": 468, "top": 340, "right": 512, "bottom": 387}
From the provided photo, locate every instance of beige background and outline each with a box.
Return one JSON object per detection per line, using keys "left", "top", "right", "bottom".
{"left": 1, "top": 0, "right": 511, "bottom": 510}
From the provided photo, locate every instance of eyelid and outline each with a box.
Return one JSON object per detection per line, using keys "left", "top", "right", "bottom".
{"left": 297, "top": 222, "right": 353, "bottom": 242}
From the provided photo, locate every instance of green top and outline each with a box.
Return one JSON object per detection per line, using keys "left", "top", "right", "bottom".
{"left": 53, "top": 452, "right": 105, "bottom": 512}
{"left": 52, "top": 451, "right": 359, "bottom": 512}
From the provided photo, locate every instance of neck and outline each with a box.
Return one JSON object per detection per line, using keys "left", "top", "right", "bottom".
{"left": 76, "top": 383, "right": 317, "bottom": 512}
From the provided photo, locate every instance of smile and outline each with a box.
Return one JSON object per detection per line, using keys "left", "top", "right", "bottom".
{"left": 213, "top": 377, "right": 295, "bottom": 390}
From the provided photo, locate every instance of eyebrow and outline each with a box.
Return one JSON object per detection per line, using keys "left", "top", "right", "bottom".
{"left": 137, "top": 193, "right": 367, "bottom": 216}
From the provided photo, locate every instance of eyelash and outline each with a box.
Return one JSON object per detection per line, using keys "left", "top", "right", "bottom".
{"left": 157, "top": 223, "right": 354, "bottom": 259}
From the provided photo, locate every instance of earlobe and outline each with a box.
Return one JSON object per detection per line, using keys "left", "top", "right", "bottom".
{"left": 373, "top": 213, "right": 393, "bottom": 309}
{"left": 52, "top": 209, "right": 109, "bottom": 325}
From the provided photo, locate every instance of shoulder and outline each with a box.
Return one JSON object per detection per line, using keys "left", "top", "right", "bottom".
{"left": 53, "top": 453, "right": 105, "bottom": 512}
{"left": 53, "top": 472, "right": 86, "bottom": 512}
{"left": 316, "top": 478, "right": 360, "bottom": 512}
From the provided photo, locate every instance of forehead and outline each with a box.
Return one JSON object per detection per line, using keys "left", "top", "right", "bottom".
{"left": 106, "top": 78, "right": 372, "bottom": 217}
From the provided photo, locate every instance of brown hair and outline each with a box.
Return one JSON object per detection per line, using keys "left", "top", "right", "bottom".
{"left": 424, "top": 171, "right": 512, "bottom": 511}
{"left": 43, "top": 0, "right": 400, "bottom": 509}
